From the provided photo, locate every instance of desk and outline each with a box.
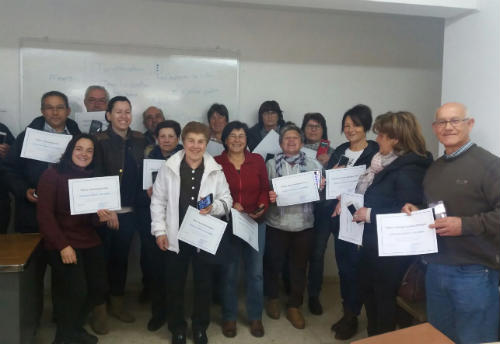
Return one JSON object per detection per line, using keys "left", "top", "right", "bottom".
{"left": 352, "top": 323, "right": 453, "bottom": 344}
{"left": 0, "top": 233, "right": 42, "bottom": 344}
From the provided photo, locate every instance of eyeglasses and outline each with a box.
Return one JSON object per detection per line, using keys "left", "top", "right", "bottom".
{"left": 86, "top": 98, "right": 107, "bottom": 104}
{"left": 43, "top": 105, "right": 67, "bottom": 112}
{"left": 306, "top": 124, "right": 321, "bottom": 130}
{"left": 228, "top": 134, "right": 246, "bottom": 140}
{"left": 432, "top": 118, "right": 470, "bottom": 128}
{"left": 262, "top": 111, "right": 277, "bottom": 116}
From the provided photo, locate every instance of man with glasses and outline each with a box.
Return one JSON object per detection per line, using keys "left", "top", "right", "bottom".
{"left": 403, "top": 102, "right": 499, "bottom": 343}
{"left": 142, "top": 106, "right": 165, "bottom": 145}
{"left": 84, "top": 85, "right": 109, "bottom": 112}
{"left": 4, "top": 90, "right": 81, "bottom": 232}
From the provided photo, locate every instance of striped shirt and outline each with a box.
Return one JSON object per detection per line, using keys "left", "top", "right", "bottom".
{"left": 444, "top": 141, "right": 473, "bottom": 160}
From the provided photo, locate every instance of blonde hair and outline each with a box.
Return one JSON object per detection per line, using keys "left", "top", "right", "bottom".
{"left": 181, "top": 121, "right": 210, "bottom": 143}
{"left": 373, "top": 111, "right": 427, "bottom": 156}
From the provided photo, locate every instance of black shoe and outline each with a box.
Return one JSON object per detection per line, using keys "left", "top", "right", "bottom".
{"left": 308, "top": 297, "right": 323, "bottom": 315}
{"left": 147, "top": 315, "right": 166, "bottom": 331}
{"left": 192, "top": 329, "right": 208, "bottom": 344}
{"left": 330, "top": 315, "right": 346, "bottom": 332}
{"left": 72, "top": 328, "right": 98, "bottom": 344}
{"left": 334, "top": 316, "right": 358, "bottom": 340}
{"left": 172, "top": 331, "right": 186, "bottom": 344}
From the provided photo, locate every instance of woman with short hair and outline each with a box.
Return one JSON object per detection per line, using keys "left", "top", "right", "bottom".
{"left": 215, "top": 121, "right": 270, "bottom": 338}
{"left": 150, "top": 121, "right": 233, "bottom": 344}
{"left": 264, "top": 123, "right": 322, "bottom": 330}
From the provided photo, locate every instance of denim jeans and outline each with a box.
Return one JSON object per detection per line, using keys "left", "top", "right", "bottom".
{"left": 222, "top": 222, "right": 266, "bottom": 321}
{"left": 426, "top": 263, "right": 500, "bottom": 344}
{"left": 308, "top": 211, "right": 362, "bottom": 315}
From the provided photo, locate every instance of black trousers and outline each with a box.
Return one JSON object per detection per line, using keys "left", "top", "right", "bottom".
{"left": 48, "top": 246, "right": 108, "bottom": 339}
{"left": 99, "top": 212, "right": 136, "bottom": 296}
{"left": 359, "top": 249, "right": 411, "bottom": 336}
{"left": 149, "top": 236, "right": 168, "bottom": 319}
{"left": 0, "top": 198, "right": 10, "bottom": 233}
{"left": 263, "top": 226, "right": 314, "bottom": 308}
{"left": 165, "top": 242, "right": 214, "bottom": 334}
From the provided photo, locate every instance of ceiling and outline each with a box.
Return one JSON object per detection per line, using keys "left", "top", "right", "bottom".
{"left": 161, "top": 0, "right": 478, "bottom": 19}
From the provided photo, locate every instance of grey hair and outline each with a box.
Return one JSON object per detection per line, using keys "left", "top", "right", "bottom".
{"left": 84, "top": 85, "right": 110, "bottom": 101}
{"left": 279, "top": 122, "right": 305, "bottom": 144}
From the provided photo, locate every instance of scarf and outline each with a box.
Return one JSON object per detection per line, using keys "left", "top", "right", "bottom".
{"left": 275, "top": 151, "right": 307, "bottom": 177}
{"left": 355, "top": 151, "right": 398, "bottom": 194}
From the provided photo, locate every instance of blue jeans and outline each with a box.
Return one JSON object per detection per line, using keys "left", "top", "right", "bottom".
{"left": 222, "top": 222, "right": 266, "bottom": 321}
{"left": 308, "top": 211, "right": 362, "bottom": 315}
{"left": 426, "top": 263, "right": 499, "bottom": 344}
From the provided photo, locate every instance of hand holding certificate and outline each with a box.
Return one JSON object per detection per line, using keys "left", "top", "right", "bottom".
{"left": 143, "top": 159, "right": 165, "bottom": 189}
{"left": 376, "top": 208, "right": 437, "bottom": 256}
{"left": 339, "top": 192, "right": 364, "bottom": 245}
{"left": 178, "top": 206, "right": 227, "bottom": 255}
{"left": 325, "top": 165, "right": 366, "bottom": 200}
{"left": 231, "top": 208, "right": 259, "bottom": 251}
{"left": 20, "top": 128, "right": 72, "bottom": 163}
{"left": 272, "top": 171, "right": 320, "bottom": 206}
{"left": 68, "top": 176, "right": 121, "bottom": 215}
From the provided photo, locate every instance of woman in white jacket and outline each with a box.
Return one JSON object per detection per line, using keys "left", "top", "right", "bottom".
{"left": 150, "top": 121, "right": 232, "bottom": 344}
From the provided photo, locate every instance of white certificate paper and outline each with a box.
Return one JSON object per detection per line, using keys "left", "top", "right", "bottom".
{"left": 231, "top": 208, "right": 259, "bottom": 251}
{"left": 253, "top": 129, "right": 281, "bottom": 159}
{"left": 272, "top": 171, "right": 320, "bottom": 206}
{"left": 206, "top": 140, "right": 225, "bottom": 157}
{"left": 178, "top": 206, "right": 228, "bottom": 255}
{"left": 68, "top": 176, "right": 121, "bottom": 215}
{"left": 74, "top": 111, "right": 108, "bottom": 133}
{"left": 142, "top": 159, "right": 165, "bottom": 190}
{"left": 339, "top": 192, "right": 365, "bottom": 245}
{"left": 325, "top": 165, "right": 366, "bottom": 200}
{"left": 376, "top": 208, "right": 437, "bottom": 257}
{"left": 20, "top": 128, "right": 72, "bottom": 163}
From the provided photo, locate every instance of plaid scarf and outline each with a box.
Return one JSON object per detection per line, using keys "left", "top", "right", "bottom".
{"left": 275, "top": 151, "right": 307, "bottom": 177}
{"left": 355, "top": 151, "right": 398, "bottom": 194}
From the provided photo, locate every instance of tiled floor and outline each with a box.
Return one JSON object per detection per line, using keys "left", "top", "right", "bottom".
{"left": 34, "top": 278, "right": 368, "bottom": 344}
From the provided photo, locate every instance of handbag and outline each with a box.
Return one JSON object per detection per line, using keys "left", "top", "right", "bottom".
{"left": 398, "top": 258, "right": 427, "bottom": 302}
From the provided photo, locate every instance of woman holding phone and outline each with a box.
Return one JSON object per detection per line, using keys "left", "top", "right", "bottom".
{"left": 215, "top": 121, "right": 270, "bottom": 338}
{"left": 309, "top": 105, "right": 378, "bottom": 340}
{"left": 150, "top": 121, "right": 232, "bottom": 344}
{"left": 37, "top": 134, "right": 117, "bottom": 343}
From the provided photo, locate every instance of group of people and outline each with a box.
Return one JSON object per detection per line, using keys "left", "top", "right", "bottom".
{"left": 0, "top": 85, "right": 498, "bottom": 344}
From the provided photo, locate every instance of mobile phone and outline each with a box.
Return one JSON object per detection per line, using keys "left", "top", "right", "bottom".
{"left": 0, "top": 131, "right": 6, "bottom": 144}
{"left": 316, "top": 139, "right": 330, "bottom": 157}
{"left": 89, "top": 120, "right": 103, "bottom": 134}
{"left": 252, "top": 205, "right": 265, "bottom": 214}
{"left": 338, "top": 155, "right": 349, "bottom": 167}
{"left": 197, "top": 193, "right": 213, "bottom": 210}
{"left": 429, "top": 201, "right": 447, "bottom": 219}
{"left": 152, "top": 171, "right": 158, "bottom": 184}
{"left": 346, "top": 202, "right": 357, "bottom": 216}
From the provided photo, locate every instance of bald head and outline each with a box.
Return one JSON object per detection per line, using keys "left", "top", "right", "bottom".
{"left": 435, "top": 102, "right": 468, "bottom": 120}
{"left": 433, "top": 102, "right": 474, "bottom": 155}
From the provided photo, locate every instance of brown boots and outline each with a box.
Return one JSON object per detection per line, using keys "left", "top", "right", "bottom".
{"left": 108, "top": 295, "right": 136, "bottom": 323}
{"left": 90, "top": 303, "right": 109, "bottom": 335}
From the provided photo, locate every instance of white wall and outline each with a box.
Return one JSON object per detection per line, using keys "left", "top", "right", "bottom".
{"left": 0, "top": 0, "right": 442, "bottom": 153}
{"left": 441, "top": 0, "right": 500, "bottom": 156}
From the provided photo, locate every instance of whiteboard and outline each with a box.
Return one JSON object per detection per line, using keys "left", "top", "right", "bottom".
{"left": 20, "top": 39, "right": 239, "bottom": 131}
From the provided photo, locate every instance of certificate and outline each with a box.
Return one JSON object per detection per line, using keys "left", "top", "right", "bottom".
{"left": 178, "top": 206, "right": 228, "bottom": 255}
{"left": 231, "top": 208, "right": 259, "bottom": 251}
{"left": 253, "top": 129, "right": 281, "bottom": 159}
{"left": 206, "top": 140, "right": 225, "bottom": 157}
{"left": 68, "top": 176, "right": 121, "bottom": 215}
{"left": 20, "top": 127, "right": 72, "bottom": 163}
{"left": 272, "top": 171, "right": 320, "bottom": 206}
{"left": 74, "top": 111, "right": 108, "bottom": 133}
{"left": 325, "top": 165, "right": 366, "bottom": 200}
{"left": 376, "top": 208, "right": 438, "bottom": 257}
{"left": 339, "top": 192, "right": 365, "bottom": 245}
{"left": 142, "top": 159, "right": 165, "bottom": 189}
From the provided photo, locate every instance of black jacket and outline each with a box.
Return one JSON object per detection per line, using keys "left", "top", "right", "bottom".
{"left": 3, "top": 116, "right": 81, "bottom": 232}
{"left": 326, "top": 140, "right": 379, "bottom": 169}
{"left": 362, "top": 151, "right": 433, "bottom": 253}
{"left": 0, "top": 123, "right": 15, "bottom": 201}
